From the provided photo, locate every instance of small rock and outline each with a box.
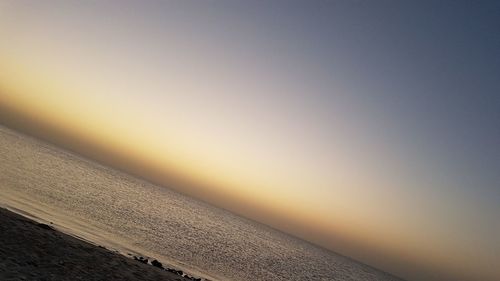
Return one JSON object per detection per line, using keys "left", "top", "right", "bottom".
{"left": 151, "top": 259, "right": 163, "bottom": 269}
{"left": 37, "top": 223, "right": 54, "bottom": 231}
{"left": 133, "top": 256, "right": 148, "bottom": 263}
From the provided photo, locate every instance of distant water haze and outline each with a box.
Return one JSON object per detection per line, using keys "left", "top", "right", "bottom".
{"left": 1, "top": 1, "right": 499, "bottom": 281}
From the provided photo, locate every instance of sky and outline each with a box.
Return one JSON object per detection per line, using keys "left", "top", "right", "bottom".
{"left": 0, "top": 1, "right": 499, "bottom": 280}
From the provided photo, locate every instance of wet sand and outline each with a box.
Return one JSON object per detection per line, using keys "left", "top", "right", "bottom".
{"left": 0, "top": 207, "right": 201, "bottom": 281}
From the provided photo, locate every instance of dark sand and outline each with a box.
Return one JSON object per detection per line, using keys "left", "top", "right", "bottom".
{"left": 0, "top": 207, "right": 198, "bottom": 281}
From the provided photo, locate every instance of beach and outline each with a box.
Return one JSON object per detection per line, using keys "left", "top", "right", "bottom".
{"left": 0, "top": 207, "right": 199, "bottom": 281}
{"left": 0, "top": 126, "right": 402, "bottom": 281}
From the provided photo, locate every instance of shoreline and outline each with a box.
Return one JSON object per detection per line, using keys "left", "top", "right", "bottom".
{"left": 0, "top": 207, "right": 208, "bottom": 281}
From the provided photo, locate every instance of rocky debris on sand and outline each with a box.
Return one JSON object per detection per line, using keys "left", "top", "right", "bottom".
{"left": 151, "top": 259, "right": 163, "bottom": 269}
{"left": 37, "top": 223, "right": 54, "bottom": 231}
{"left": 132, "top": 255, "right": 207, "bottom": 280}
{"left": 133, "top": 256, "right": 149, "bottom": 264}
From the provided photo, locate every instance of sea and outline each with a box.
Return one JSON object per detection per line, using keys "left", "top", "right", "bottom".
{"left": 0, "top": 125, "right": 402, "bottom": 281}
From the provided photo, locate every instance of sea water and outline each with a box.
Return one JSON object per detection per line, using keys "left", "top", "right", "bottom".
{"left": 0, "top": 125, "right": 402, "bottom": 281}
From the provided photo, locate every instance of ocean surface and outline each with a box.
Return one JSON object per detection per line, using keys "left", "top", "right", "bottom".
{"left": 0, "top": 126, "right": 402, "bottom": 281}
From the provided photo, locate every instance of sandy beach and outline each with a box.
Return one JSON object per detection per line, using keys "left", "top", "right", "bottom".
{"left": 0, "top": 207, "right": 200, "bottom": 281}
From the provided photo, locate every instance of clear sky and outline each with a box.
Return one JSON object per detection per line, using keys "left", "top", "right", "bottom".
{"left": 0, "top": 1, "right": 499, "bottom": 280}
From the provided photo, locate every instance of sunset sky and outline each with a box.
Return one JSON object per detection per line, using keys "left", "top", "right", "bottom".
{"left": 0, "top": 1, "right": 499, "bottom": 281}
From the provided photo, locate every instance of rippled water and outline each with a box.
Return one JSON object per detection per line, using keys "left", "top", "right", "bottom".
{"left": 0, "top": 126, "right": 402, "bottom": 281}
